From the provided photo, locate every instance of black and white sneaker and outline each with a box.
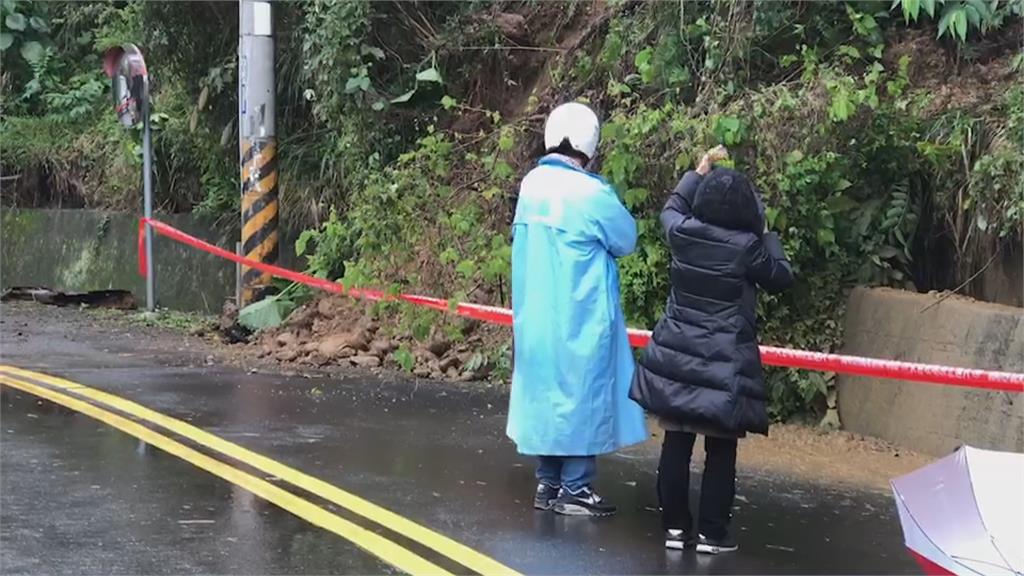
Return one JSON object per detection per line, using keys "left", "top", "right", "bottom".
{"left": 533, "top": 483, "right": 560, "bottom": 511}
{"left": 552, "top": 488, "right": 617, "bottom": 517}
{"left": 665, "top": 529, "right": 696, "bottom": 550}
{"left": 696, "top": 534, "right": 738, "bottom": 554}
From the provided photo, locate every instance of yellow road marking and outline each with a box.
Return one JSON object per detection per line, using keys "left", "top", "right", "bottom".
{"left": 0, "top": 365, "right": 521, "bottom": 576}
{"left": 0, "top": 374, "right": 451, "bottom": 576}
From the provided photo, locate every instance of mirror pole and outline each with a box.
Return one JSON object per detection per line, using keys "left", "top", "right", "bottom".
{"left": 141, "top": 75, "right": 154, "bottom": 311}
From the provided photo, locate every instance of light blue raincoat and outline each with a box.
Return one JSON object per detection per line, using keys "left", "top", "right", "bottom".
{"left": 506, "top": 156, "right": 648, "bottom": 456}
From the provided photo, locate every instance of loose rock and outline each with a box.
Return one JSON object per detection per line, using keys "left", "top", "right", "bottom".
{"left": 350, "top": 355, "right": 381, "bottom": 368}
{"left": 427, "top": 339, "right": 452, "bottom": 357}
{"left": 318, "top": 331, "right": 369, "bottom": 357}
{"left": 302, "top": 353, "right": 324, "bottom": 366}
{"left": 317, "top": 298, "right": 334, "bottom": 318}
{"left": 217, "top": 301, "right": 250, "bottom": 344}
{"left": 276, "top": 349, "right": 299, "bottom": 362}
{"left": 276, "top": 332, "right": 298, "bottom": 349}
{"left": 369, "top": 339, "right": 396, "bottom": 357}
{"left": 438, "top": 356, "right": 461, "bottom": 372}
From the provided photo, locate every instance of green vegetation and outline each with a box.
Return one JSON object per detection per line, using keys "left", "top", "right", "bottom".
{"left": 127, "top": 309, "right": 216, "bottom": 332}
{"left": 83, "top": 307, "right": 216, "bottom": 333}
{"left": 2, "top": 0, "right": 1021, "bottom": 419}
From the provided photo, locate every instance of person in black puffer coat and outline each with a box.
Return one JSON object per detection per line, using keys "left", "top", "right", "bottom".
{"left": 630, "top": 147, "right": 794, "bottom": 554}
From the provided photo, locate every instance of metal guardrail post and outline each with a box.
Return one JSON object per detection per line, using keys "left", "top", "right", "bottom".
{"left": 235, "top": 241, "right": 243, "bottom": 307}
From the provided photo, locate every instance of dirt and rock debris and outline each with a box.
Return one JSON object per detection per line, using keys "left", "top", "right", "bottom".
{"left": 216, "top": 295, "right": 505, "bottom": 384}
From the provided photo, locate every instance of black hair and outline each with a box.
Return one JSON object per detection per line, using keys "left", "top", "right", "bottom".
{"left": 544, "top": 137, "right": 591, "bottom": 166}
{"left": 692, "top": 167, "right": 763, "bottom": 234}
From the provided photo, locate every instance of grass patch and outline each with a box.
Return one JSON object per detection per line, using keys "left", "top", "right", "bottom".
{"left": 127, "top": 309, "right": 217, "bottom": 333}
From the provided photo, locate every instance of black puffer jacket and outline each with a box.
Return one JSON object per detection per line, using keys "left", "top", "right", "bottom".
{"left": 630, "top": 170, "right": 794, "bottom": 435}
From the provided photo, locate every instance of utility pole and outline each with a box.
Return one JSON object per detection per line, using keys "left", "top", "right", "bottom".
{"left": 238, "top": 0, "right": 279, "bottom": 305}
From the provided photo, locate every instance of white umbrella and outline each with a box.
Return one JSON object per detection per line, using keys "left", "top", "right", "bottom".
{"left": 892, "top": 446, "right": 1023, "bottom": 575}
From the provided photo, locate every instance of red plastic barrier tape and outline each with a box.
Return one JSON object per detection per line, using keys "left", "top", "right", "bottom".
{"left": 139, "top": 218, "right": 1024, "bottom": 393}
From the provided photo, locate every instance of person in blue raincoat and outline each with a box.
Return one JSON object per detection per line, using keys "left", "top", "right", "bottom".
{"left": 507, "top": 102, "right": 648, "bottom": 517}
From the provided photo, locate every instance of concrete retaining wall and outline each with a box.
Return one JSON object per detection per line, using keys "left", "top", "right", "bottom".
{"left": 837, "top": 287, "right": 1024, "bottom": 456}
{"left": 977, "top": 244, "right": 1023, "bottom": 307}
{"left": 1, "top": 209, "right": 300, "bottom": 314}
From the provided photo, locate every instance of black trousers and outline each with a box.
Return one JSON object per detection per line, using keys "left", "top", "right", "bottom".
{"left": 657, "top": 431, "right": 738, "bottom": 539}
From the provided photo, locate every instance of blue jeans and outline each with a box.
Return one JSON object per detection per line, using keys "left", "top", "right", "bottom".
{"left": 536, "top": 456, "right": 596, "bottom": 494}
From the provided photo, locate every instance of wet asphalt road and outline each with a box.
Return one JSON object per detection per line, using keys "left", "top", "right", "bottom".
{"left": 0, "top": 306, "right": 918, "bottom": 575}
{"left": 1, "top": 391, "right": 395, "bottom": 575}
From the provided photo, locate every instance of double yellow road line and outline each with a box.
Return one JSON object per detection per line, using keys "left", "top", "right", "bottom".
{"left": 0, "top": 365, "right": 520, "bottom": 576}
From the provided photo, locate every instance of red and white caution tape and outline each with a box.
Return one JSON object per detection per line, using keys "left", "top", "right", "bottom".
{"left": 139, "top": 218, "right": 1024, "bottom": 393}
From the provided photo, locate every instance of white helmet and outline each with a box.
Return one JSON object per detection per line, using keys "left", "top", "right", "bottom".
{"left": 544, "top": 102, "right": 600, "bottom": 161}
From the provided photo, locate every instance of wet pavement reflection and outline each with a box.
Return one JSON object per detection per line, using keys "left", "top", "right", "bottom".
{"left": 1, "top": 390, "right": 396, "bottom": 575}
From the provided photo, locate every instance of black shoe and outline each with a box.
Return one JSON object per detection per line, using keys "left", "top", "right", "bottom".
{"left": 696, "top": 533, "right": 738, "bottom": 554}
{"left": 533, "top": 483, "right": 560, "bottom": 511}
{"left": 552, "top": 488, "right": 617, "bottom": 517}
{"left": 665, "top": 529, "right": 696, "bottom": 550}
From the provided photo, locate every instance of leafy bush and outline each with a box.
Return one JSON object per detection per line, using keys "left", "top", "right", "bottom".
{"left": 536, "top": 1, "right": 1018, "bottom": 418}
{"left": 892, "top": 0, "right": 1024, "bottom": 42}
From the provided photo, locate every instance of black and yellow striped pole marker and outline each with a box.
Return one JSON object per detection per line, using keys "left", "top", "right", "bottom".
{"left": 239, "top": 137, "right": 279, "bottom": 303}
{"left": 238, "top": 0, "right": 278, "bottom": 304}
